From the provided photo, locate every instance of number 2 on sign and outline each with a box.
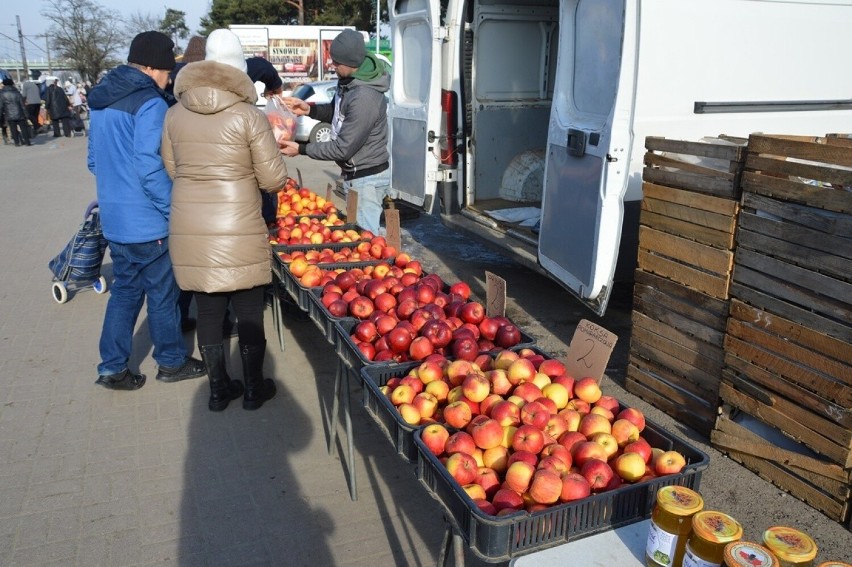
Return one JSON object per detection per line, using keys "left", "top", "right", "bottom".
{"left": 576, "top": 338, "right": 595, "bottom": 369}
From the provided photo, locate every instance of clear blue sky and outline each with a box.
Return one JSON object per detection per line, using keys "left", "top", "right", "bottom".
{"left": 3, "top": 0, "right": 211, "bottom": 61}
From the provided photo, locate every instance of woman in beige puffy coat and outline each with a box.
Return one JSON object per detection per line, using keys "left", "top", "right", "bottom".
{"left": 162, "top": 29, "right": 289, "bottom": 412}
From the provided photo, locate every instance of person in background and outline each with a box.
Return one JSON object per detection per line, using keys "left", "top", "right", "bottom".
{"left": 162, "top": 29, "right": 290, "bottom": 411}
{"left": 87, "top": 30, "right": 206, "bottom": 390}
{"left": 280, "top": 30, "right": 391, "bottom": 234}
{"left": 65, "top": 80, "right": 84, "bottom": 115}
{"left": 45, "top": 79, "right": 72, "bottom": 137}
{"left": 22, "top": 77, "right": 42, "bottom": 136}
{"left": 0, "top": 78, "right": 32, "bottom": 147}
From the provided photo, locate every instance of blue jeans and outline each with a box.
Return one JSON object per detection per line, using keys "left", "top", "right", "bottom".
{"left": 97, "top": 238, "right": 187, "bottom": 375}
{"left": 344, "top": 168, "right": 391, "bottom": 234}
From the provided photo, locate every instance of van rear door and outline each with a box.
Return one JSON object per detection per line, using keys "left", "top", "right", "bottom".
{"left": 387, "top": 0, "right": 444, "bottom": 210}
{"left": 538, "top": 0, "right": 632, "bottom": 315}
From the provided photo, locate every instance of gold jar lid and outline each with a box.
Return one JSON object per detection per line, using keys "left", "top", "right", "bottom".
{"left": 656, "top": 485, "right": 704, "bottom": 516}
{"left": 818, "top": 562, "right": 852, "bottom": 567}
{"left": 762, "top": 526, "right": 817, "bottom": 562}
{"left": 692, "top": 511, "right": 743, "bottom": 544}
{"left": 724, "top": 541, "right": 779, "bottom": 567}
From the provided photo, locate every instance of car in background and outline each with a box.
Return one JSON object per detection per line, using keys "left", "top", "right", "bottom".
{"left": 291, "top": 80, "right": 338, "bottom": 144}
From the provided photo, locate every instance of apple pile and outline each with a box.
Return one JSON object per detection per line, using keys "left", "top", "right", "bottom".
{"left": 277, "top": 235, "right": 397, "bottom": 263}
{"left": 276, "top": 187, "right": 339, "bottom": 218}
{"left": 318, "top": 271, "right": 526, "bottom": 362}
{"left": 380, "top": 349, "right": 689, "bottom": 515}
{"left": 270, "top": 219, "right": 367, "bottom": 246}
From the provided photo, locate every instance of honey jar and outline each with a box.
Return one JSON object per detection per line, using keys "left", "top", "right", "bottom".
{"left": 683, "top": 511, "right": 743, "bottom": 567}
{"left": 645, "top": 485, "right": 704, "bottom": 567}
{"left": 724, "top": 541, "right": 780, "bottom": 567}
{"left": 762, "top": 526, "right": 818, "bottom": 567}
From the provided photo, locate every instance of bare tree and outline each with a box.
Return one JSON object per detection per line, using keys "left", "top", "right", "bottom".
{"left": 42, "top": 0, "right": 126, "bottom": 82}
{"left": 126, "top": 11, "right": 162, "bottom": 36}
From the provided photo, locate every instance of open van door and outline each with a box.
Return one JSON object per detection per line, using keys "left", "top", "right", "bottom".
{"left": 538, "top": 0, "right": 633, "bottom": 316}
{"left": 387, "top": 0, "right": 444, "bottom": 211}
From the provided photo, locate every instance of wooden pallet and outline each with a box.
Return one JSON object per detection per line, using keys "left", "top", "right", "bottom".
{"left": 644, "top": 136, "right": 747, "bottom": 199}
{"left": 712, "top": 411, "right": 851, "bottom": 525}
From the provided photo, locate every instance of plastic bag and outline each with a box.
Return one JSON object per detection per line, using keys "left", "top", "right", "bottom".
{"left": 264, "top": 96, "right": 297, "bottom": 145}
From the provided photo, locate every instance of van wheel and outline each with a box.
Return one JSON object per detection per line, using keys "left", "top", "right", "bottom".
{"left": 310, "top": 123, "right": 332, "bottom": 144}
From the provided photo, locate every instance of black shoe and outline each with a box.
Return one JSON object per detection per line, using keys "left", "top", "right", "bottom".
{"left": 95, "top": 369, "right": 146, "bottom": 391}
{"left": 181, "top": 317, "right": 197, "bottom": 333}
{"left": 156, "top": 357, "right": 207, "bottom": 383}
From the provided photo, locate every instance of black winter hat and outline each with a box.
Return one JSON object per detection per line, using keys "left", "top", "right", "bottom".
{"left": 330, "top": 30, "right": 366, "bottom": 68}
{"left": 246, "top": 57, "right": 283, "bottom": 92}
{"left": 128, "top": 31, "right": 176, "bottom": 70}
{"left": 2, "top": 78, "right": 13, "bottom": 86}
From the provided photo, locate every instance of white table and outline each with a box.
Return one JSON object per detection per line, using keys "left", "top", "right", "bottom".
{"left": 509, "top": 519, "right": 650, "bottom": 566}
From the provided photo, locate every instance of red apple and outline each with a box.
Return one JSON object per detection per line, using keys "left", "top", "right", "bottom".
{"left": 470, "top": 418, "right": 504, "bottom": 450}
{"left": 511, "top": 424, "right": 546, "bottom": 455}
{"left": 443, "top": 401, "right": 473, "bottom": 429}
{"left": 449, "top": 281, "right": 471, "bottom": 300}
{"left": 574, "top": 377, "right": 602, "bottom": 404}
{"left": 528, "top": 469, "right": 562, "bottom": 504}
{"left": 504, "top": 460, "right": 535, "bottom": 493}
{"left": 572, "top": 441, "right": 609, "bottom": 468}
{"left": 459, "top": 301, "right": 485, "bottom": 325}
{"left": 473, "top": 467, "right": 501, "bottom": 499}
{"left": 494, "top": 324, "right": 522, "bottom": 348}
{"left": 492, "top": 488, "right": 524, "bottom": 512}
{"left": 520, "top": 400, "right": 550, "bottom": 430}
{"left": 490, "top": 400, "right": 521, "bottom": 427}
{"left": 623, "top": 437, "right": 653, "bottom": 464}
{"left": 617, "top": 407, "right": 647, "bottom": 433}
{"left": 451, "top": 336, "right": 479, "bottom": 361}
{"left": 445, "top": 452, "right": 478, "bottom": 485}
{"left": 578, "top": 412, "right": 612, "bottom": 438}
{"left": 408, "top": 336, "right": 435, "bottom": 360}
{"left": 581, "top": 459, "right": 614, "bottom": 491}
{"left": 445, "top": 431, "right": 477, "bottom": 456}
{"left": 560, "top": 472, "right": 591, "bottom": 502}
{"left": 421, "top": 423, "right": 450, "bottom": 456}
{"left": 654, "top": 450, "right": 687, "bottom": 476}
{"left": 594, "top": 395, "right": 621, "bottom": 415}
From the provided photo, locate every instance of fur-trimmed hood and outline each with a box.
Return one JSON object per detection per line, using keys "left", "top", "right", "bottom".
{"left": 173, "top": 60, "right": 257, "bottom": 114}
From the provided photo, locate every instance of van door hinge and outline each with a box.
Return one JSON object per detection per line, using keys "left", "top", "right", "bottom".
{"left": 427, "top": 170, "right": 456, "bottom": 183}
{"left": 433, "top": 26, "right": 448, "bottom": 41}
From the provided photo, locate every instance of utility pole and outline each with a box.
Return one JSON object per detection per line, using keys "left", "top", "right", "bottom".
{"left": 376, "top": 0, "right": 380, "bottom": 53}
{"left": 16, "top": 15, "right": 29, "bottom": 79}
{"left": 45, "top": 34, "right": 52, "bottom": 74}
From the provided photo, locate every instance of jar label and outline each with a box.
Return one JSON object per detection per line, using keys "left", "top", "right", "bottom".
{"left": 647, "top": 521, "right": 678, "bottom": 566}
{"left": 683, "top": 543, "right": 720, "bottom": 567}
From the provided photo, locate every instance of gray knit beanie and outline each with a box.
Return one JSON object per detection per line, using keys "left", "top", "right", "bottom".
{"left": 330, "top": 30, "right": 366, "bottom": 68}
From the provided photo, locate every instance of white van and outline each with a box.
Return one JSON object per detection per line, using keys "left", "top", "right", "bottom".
{"left": 386, "top": 0, "right": 852, "bottom": 314}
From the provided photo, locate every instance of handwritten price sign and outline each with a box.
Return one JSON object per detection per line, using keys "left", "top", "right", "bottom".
{"left": 485, "top": 271, "right": 506, "bottom": 317}
{"left": 563, "top": 319, "right": 618, "bottom": 384}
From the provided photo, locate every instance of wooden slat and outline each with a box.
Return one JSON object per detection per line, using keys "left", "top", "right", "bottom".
{"left": 712, "top": 416, "right": 850, "bottom": 522}
{"left": 719, "top": 382, "right": 852, "bottom": 468}
{"left": 729, "top": 299, "right": 852, "bottom": 367}
{"left": 742, "top": 191, "right": 852, "bottom": 238}
{"left": 748, "top": 134, "right": 852, "bottom": 168}
{"left": 721, "top": 365, "right": 852, "bottom": 451}
{"left": 724, "top": 329, "right": 852, "bottom": 407}
{"left": 645, "top": 152, "right": 739, "bottom": 178}
{"left": 724, "top": 351, "right": 852, "bottom": 430}
{"left": 640, "top": 209, "right": 736, "bottom": 250}
{"left": 738, "top": 211, "right": 852, "bottom": 266}
{"left": 730, "top": 282, "right": 852, "bottom": 344}
{"left": 633, "top": 311, "right": 725, "bottom": 366}
{"left": 640, "top": 226, "right": 734, "bottom": 276}
{"left": 644, "top": 182, "right": 739, "bottom": 227}
{"left": 632, "top": 325, "right": 723, "bottom": 385}
{"left": 626, "top": 362, "right": 715, "bottom": 436}
{"left": 713, "top": 416, "right": 851, "bottom": 484}
{"left": 638, "top": 250, "right": 730, "bottom": 299}
{"left": 645, "top": 136, "right": 747, "bottom": 161}
{"left": 747, "top": 154, "right": 852, "bottom": 188}
{"left": 741, "top": 171, "right": 852, "bottom": 214}
{"left": 732, "top": 261, "right": 852, "bottom": 325}
{"left": 633, "top": 294, "right": 725, "bottom": 348}
{"left": 643, "top": 169, "right": 738, "bottom": 198}
{"left": 634, "top": 269, "right": 730, "bottom": 320}
{"left": 631, "top": 337, "right": 720, "bottom": 400}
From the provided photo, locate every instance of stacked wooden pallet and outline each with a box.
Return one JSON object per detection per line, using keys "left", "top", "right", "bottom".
{"left": 627, "top": 136, "right": 746, "bottom": 437}
{"left": 711, "top": 134, "right": 852, "bottom": 525}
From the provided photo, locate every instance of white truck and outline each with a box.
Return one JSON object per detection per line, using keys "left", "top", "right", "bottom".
{"left": 386, "top": 0, "right": 852, "bottom": 314}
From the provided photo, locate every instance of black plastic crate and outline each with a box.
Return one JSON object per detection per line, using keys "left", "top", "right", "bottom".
{"left": 413, "top": 421, "right": 709, "bottom": 563}
{"left": 361, "top": 361, "right": 424, "bottom": 463}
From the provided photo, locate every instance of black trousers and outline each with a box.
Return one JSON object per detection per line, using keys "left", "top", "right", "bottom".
{"left": 8, "top": 119, "right": 31, "bottom": 145}
{"left": 195, "top": 286, "right": 266, "bottom": 346}
{"left": 26, "top": 104, "right": 41, "bottom": 134}
{"left": 51, "top": 116, "right": 71, "bottom": 137}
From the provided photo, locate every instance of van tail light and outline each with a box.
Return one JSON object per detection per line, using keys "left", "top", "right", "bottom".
{"left": 441, "top": 89, "right": 458, "bottom": 167}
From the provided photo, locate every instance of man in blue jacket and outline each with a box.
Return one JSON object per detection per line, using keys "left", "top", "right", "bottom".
{"left": 87, "top": 31, "right": 205, "bottom": 390}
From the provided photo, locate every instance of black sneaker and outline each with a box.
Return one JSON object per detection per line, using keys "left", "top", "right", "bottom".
{"left": 156, "top": 357, "right": 207, "bottom": 383}
{"left": 95, "top": 369, "right": 146, "bottom": 391}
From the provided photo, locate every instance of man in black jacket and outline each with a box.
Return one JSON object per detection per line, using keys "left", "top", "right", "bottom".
{"left": 45, "top": 79, "right": 72, "bottom": 137}
{"left": 0, "top": 78, "right": 32, "bottom": 146}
